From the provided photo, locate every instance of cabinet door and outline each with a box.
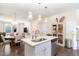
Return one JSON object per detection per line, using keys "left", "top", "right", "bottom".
{"left": 36, "top": 45, "right": 46, "bottom": 56}
{"left": 35, "top": 41, "right": 51, "bottom": 56}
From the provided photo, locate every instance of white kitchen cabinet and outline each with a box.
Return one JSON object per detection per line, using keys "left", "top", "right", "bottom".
{"left": 35, "top": 41, "right": 51, "bottom": 56}
{"left": 24, "top": 41, "right": 51, "bottom": 56}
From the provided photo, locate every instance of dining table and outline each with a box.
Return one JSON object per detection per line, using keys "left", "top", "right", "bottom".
{"left": 5, "top": 35, "right": 15, "bottom": 39}
{"left": 4, "top": 35, "right": 15, "bottom": 46}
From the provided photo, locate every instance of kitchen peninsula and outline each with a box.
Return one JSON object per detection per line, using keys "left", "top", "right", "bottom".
{"left": 21, "top": 36, "right": 57, "bottom": 56}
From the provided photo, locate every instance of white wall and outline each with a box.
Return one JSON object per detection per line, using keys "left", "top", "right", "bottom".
{"left": 76, "top": 9, "right": 79, "bottom": 25}
{"left": 38, "top": 18, "right": 53, "bottom": 34}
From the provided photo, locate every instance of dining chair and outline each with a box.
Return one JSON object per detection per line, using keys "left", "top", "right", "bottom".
{"left": 13, "top": 33, "right": 21, "bottom": 46}
{"left": 1, "top": 35, "right": 11, "bottom": 53}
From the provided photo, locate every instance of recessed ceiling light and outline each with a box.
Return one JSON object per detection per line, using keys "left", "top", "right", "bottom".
{"left": 45, "top": 6, "right": 47, "bottom": 8}
{"left": 37, "top": 3, "right": 41, "bottom": 5}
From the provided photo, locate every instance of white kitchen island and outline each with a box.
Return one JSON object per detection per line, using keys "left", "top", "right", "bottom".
{"left": 21, "top": 36, "right": 57, "bottom": 56}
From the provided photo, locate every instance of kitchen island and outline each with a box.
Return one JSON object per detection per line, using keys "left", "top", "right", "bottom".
{"left": 21, "top": 36, "right": 57, "bottom": 56}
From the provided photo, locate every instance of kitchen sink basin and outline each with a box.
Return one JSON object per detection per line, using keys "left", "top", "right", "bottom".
{"left": 31, "top": 38, "right": 47, "bottom": 42}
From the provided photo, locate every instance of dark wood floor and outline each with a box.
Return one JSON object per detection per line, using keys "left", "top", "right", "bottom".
{"left": 0, "top": 44, "right": 24, "bottom": 56}
{"left": 0, "top": 43, "right": 79, "bottom": 56}
{"left": 56, "top": 46, "right": 79, "bottom": 56}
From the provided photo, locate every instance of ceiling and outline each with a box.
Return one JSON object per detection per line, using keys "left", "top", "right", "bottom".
{"left": 0, "top": 3, "right": 79, "bottom": 18}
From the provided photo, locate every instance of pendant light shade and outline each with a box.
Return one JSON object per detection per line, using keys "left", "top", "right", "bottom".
{"left": 44, "top": 17, "right": 48, "bottom": 23}
{"left": 28, "top": 11, "right": 33, "bottom": 20}
{"left": 38, "top": 15, "right": 42, "bottom": 21}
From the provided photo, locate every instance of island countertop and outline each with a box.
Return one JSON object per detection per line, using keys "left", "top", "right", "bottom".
{"left": 21, "top": 36, "right": 57, "bottom": 46}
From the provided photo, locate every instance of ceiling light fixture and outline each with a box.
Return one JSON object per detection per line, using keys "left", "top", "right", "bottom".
{"left": 44, "top": 5, "right": 48, "bottom": 23}
{"left": 45, "top": 6, "right": 47, "bottom": 8}
{"left": 38, "top": 15, "right": 42, "bottom": 21}
{"left": 45, "top": 17, "right": 48, "bottom": 23}
{"left": 37, "top": 3, "right": 41, "bottom": 5}
{"left": 27, "top": 3, "right": 48, "bottom": 22}
{"left": 28, "top": 11, "right": 33, "bottom": 20}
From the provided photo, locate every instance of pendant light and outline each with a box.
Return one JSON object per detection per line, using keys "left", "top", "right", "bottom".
{"left": 38, "top": 15, "right": 42, "bottom": 21}
{"left": 28, "top": 11, "right": 33, "bottom": 20}
{"left": 44, "top": 5, "right": 48, "bottom": 23}
{"left": 45, "top": 17, "right": 48, "bottom": 23}
{"left": 37, "top": 3, "right": 42, "bottom": 21}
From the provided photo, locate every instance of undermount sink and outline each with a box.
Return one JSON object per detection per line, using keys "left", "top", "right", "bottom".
{"left": 31, "top": 38, "right": 47, "bottom": 42}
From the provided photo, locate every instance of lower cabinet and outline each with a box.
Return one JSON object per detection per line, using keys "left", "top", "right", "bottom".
{"left": 35, "top": 41, "right": 51, "bottom": 56}
{"left": 24, "top": 41, "right": 51, "bottom": 56}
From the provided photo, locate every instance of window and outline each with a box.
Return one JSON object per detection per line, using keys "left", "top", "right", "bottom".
{"left": 4, "top": 23, "right": 12, "bottom": 33}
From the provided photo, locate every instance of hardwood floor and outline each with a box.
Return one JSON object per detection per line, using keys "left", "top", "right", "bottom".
{"left": 56, "top": 46, "right": 79, "bottom": 56}
{"left": 0, "top": 43, "right": 79, "bottom": 56}
{"left": 0, "top": 44, "right": 24, "bottom": 56}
